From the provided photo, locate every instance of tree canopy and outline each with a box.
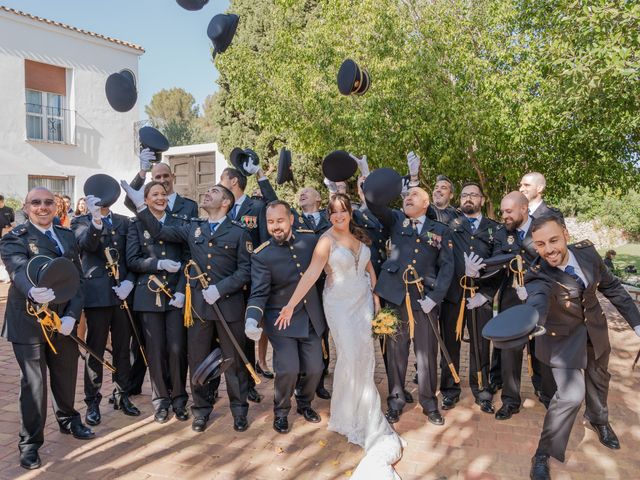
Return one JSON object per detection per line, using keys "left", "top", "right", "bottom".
{"left": 203, "top": 0, "right": 640, "bottom": 213}
{"left": 146, "top": 87, "right": 204, "bottom": 146}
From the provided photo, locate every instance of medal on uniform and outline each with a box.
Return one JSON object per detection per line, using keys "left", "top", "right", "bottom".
{"left": 403, "top": 218, "right": 410, "bottom": 228}
{"left": 242, "top": 215, "right": 257, "bottom": 229}
{"left": 507, "top": 235, "right": 515, "bottom": 245}
{"left": 194, "top": 227, "right": 201, "bottom": 238}
{"left": 143, "top": 230, "right": 151, "bottom": 240}
{"left": 29, "top": 243, "right": 39, "bottom": 254}
{"left": 246, "top": 241, "right": 253, "bottom": 253}
{"left": 488, "top": 227, "right": 494, "bottom": 242}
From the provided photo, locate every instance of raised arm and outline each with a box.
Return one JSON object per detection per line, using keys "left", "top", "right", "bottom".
{"left": 275, "top": 235, "right": 331, "bottom": 329}
{"left": 138, "top": 207, "right": 190, "bottom": 244}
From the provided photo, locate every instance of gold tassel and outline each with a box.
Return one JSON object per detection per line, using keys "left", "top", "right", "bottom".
{"left": 406, "top": 291, "right": 416, "bottom": 339}
{"left": 40, "top": 309, "right": 62, "bottom": 354}
{"left": 321, "top": 338, "right": 328, "bottom": 360}
{"left": 155, "top": 291, "right": 161, "bottom": 308}
{"left": 184, "top": 283, "right": 194, "bottom": 328}
{"left": 455, "top": 292, "right": 465, "bottom": 341}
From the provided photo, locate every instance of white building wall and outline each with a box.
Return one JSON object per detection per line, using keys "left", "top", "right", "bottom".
{"left": 0, "top": 10, "right": 143, "bottom": 214}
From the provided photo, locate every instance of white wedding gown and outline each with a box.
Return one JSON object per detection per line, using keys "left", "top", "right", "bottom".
{"left": 322, "top": 235, "right": 405, "bottom": 479}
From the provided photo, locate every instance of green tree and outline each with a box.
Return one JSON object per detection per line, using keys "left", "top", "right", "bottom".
{"left": 145, "top": 88, "right": 204, "bottom": 146}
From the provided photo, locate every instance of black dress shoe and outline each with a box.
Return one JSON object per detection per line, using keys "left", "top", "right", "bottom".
{"left": 154, "top": 408, "right": 170, "bottom": 424}
{"left": 114, "top": 394, "right": 141, "bottom": 416}
{"left": 255, "top": 362, "right": 275, "bottom": 379}
{"left": 60, "top": 422, "right": 95, "bottom": 440}
{"left": 247, "top": 386, "right": 262, "bottom": 403}
{"left": 296, "top": 406, "right": 321, "bottom": 423}
{"left": 273, "top": 416, "right": 289, "bottom": 434}
{"left": 315, "top": 387, "right": 331, "bottom": 400}
{"left": 233, "top": 415, "right": 249, "bottom": 432}
{"left": 174, "top": 406, "right": 189, "bottom": 422}
{"left": 589, "top": 422, "right": 620, "bottom": 450}
{"left": 495, "top": 404, "right": 520, "bottom": 421}
{"left": 530, "top": 454, "right": 550, "bottom": 480}
{"left": 424, "top": 409, "right": 444, "bottom": 426}
{"left": 487, "top": 382, "right": 502, "bottom": 395}
{"left": 19, "top": 450, "right": 41, "bottom": 470}
{"left": 385, "top": 409, "right": 401, "bottom": 424}
{"left": 475, "top": 399, "right": 495, "bottom": 414}
{"left": 85, "top": 404, "right": 101, "bottom": 426}
{"left": 403, "top": 389, "right": 414, "bottom": 404}
{"left": 192, "top": 416, "right": 208, "bottom": 432}
{"left": 442, "top": 396, "right": 460, "bottom": 410}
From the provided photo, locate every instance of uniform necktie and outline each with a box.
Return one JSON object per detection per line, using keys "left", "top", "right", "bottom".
{"left": 468, "top": 217, "right": 477, "bottom": 232}
{"left": 306, "top": 214, "right": 316, "bottom": 229}
{"left": 564, "top": 265, "right": 586, "bottom": 289}
{"left": 230, "top": 204, "right": 239, "bottom": 220}
{"left": 518, "top": 230, "right": 525, "bottom": 241}
{"left": 209, "top": 222, "right": 219, "bottom": 234}
{"left": 44, "top": 230, "right": 62, "bottom": 255}
{"left": 103, "top": 216, "right": 112, "bottom": 229}
{"left": 411, "top": 219, "right": 421, "bottom": 234}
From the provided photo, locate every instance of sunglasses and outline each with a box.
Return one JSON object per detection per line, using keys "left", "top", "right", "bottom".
{"left": 29, "top": 199, "right": 55, "bottom": 207}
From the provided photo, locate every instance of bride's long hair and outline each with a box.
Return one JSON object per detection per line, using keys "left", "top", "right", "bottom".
{"left": 327, "top": 194, "right": 372, "bottom": 246}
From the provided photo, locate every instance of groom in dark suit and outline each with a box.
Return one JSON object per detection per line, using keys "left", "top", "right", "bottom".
{"left": 245, "top": 200, "right": 326, "bottom": 434}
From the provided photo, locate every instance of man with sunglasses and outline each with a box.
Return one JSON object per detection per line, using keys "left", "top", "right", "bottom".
{"left": 0, "top": 187, "right": 94, "bottom": 470}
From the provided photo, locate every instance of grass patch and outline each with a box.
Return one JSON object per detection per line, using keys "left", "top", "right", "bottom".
{"left": 598, "top": 243, "right": 640, "bottom": 272}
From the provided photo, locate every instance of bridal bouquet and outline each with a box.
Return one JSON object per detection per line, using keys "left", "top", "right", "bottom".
{"left": 372, "top": 307, "right": 400, "bottom": 340}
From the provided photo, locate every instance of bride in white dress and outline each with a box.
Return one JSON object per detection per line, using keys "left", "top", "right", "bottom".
{"left": 276, "top": 193, "right": 405, "bottom": 479}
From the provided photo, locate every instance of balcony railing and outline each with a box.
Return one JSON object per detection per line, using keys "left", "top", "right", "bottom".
{"left": 25, "top": 103, "right": 76, "bottom": 145}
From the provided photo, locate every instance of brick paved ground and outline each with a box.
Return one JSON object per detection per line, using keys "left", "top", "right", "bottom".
{"left": 0, "top": 282, "right": 638, "bottom": 479}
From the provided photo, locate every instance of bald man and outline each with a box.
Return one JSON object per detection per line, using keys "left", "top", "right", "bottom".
{"left": 519, "top": 172, "right": 561, "bottom": 219}
{"left": 295, "top": 187, "right": 330, "bottom": 234}
{"left": 485, "top": 192, "right": 555, "bottom": 419}
{"left": 369, "top": 186, "right": 454, "bottom": 426}
{"left": 1, "top": 187, "right": 94, "bottom": 470}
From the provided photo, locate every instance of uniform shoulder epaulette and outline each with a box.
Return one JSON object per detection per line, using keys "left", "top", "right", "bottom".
{"left": 573, "top": 239, "right": 594, "bottom": 249}
{"left": 10, "top": 225, "right": 27, "bottom": 236}
{"left": 172, "top": 212, "right": 189, "bottom": 220}
{"left": 253, "top": 240, "right": 271, "bottom": 254}
{"left": 296, "top": 228, "right": 314, "bottom": 234}
{"left": 496, "top": 224, "right": 505, "bottom": 231}
{"left": 53, "top": 224, "right": 71, "bottom": 231}
{"left": 190, "top": 217, "right": 205, "bottom": 222}
{"left": 231, "top": 220, "right": 246, "bottom": 229}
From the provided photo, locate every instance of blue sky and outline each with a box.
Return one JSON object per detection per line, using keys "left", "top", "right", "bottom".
{"left": 2, "top": 0, "right": 230, "bottom": 115}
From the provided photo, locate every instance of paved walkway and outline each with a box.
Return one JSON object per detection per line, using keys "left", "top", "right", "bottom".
{"left": 0, "top": 283, "right": 638, "bottom": 479}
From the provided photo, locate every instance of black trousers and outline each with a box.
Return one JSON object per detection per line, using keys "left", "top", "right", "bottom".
{"left": 84, "top": 305, "right": 132, "bottom": 405}
{"left": 188, "top": 318, "right": 248, "bottom": 418}
{"left": 269, "top": 329, "right": 323, "bottom": 417}
{"left": 127, "top": 310, "right": 147, "bottom": 394}
{"left": 536, "top": 344, "right": 610, "bottom": 462}
{"left": 439, "top": 299, "right": 493, "bottom": 401}
{"left": 387, "top": 301, "right": 439, "bottom": 413}
{"left": 501, "top": 341, "right": 557, "bottom": 408}
{"left": 141, "top": 310, "right": 188, "bottom": 410}
{"left": 13, "top": 336, "right": 81, "bottom": 453}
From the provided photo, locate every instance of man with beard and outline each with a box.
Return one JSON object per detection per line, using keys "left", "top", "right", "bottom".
{"left": 525, "top": 214, "right": 640, "bottom": 480}
{"left": 369, "top": 185, "right": 454, "bottom": 426}
{"left": 428, "top": 175, "right": 460, "bottom": 224}
{"left": 244, "top": 200, "right": 326, "bottom": 433}
{"left": 480, "top": 192, "right": 554, "bottom": 419}
{"left": 441, "top": 183, "right": 499, "bottom": 413}
{"left": 122, "top": 182, "right": 252, "bottom": 433}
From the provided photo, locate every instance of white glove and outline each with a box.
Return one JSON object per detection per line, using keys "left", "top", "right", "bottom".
{"left": 516, "top": 286, "right": 528, "bottom": 301}
{"left": 157, "top": 259, "right": 181, "bottom": 273}
{"left": 139, "top": 147, "right": 155, "bottom": 172}
{"left": 29, "top": 287, "right": 55, "bottom": 304}
{"left": 464, "top": 252, "right": 486, "bottom": 278}
{"left": 202, "top": 285, "right": 220, "bottom": 305}
{"left": 245, "top": 318, "right": 263, "bottom": 342}
{"left": 418, "top": 296, "right": 437, "bottom": 314}
{"left": 323, "top": 177, "right": 338, "bottom": 194}
{"left": 112, "top": 280, "right": 134, "bottom": 300}
{"left": 242, "top": 158, "right": 259, "bottom": 176}
{"left": 85, "top": 195, "right": 103, "bottom": 229}
{"left": 58, "top": 316, "right": 75, "bottom": 336}
{"left": 407, "top": 151, "right": 420, "bottom": 177}
{"left": 120, "top": 180, "right": 145, "bottom": 210}
{"left": 401, "top": 176, "right": 411, "bottom": 196}
{"left": 349, "top": 153, "right": 370, "bottom": 177}
{"left": 466, "top": 293, "right": 489, "bottom": 309}
{"left": 634, "top": 325, "right": 640, "bottom": 337}
{"left": 169, "top": 292, "right": 185, "bottom": 309}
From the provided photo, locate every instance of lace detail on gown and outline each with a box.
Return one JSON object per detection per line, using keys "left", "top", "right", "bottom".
{"left": 322, "top": 235, "right": 405, "bottom": 479}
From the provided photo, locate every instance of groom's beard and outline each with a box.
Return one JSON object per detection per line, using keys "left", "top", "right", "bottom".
{"left": 271, "top": 228, "right": 291, "bottom": 244}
